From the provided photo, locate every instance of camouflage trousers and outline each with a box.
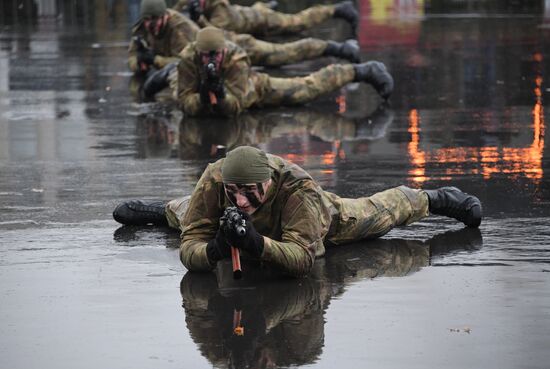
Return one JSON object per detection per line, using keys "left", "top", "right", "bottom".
{"left": 165, "top": 186, "right": 430, "bottom": 244}
{"left": 254, "top": 63, "right": 356, "bottom": 106}
{"left": 229, "top": 33, "right": 328, "bottom": 67}
{"left": 210, "top": 2, "right": 335, "bottom": 36}
{"left": 325, "top": 186, "right": 430, "bottom": 245}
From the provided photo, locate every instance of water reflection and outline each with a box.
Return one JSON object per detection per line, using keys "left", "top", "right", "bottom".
{"left": 180, "top": 227, "right": 482, "bottom": 368}
{"left": 407, "top": 73, "right": 545, "bottom": 184}
{"left": 138, "top": 103, "right": 394, "bottom": 162}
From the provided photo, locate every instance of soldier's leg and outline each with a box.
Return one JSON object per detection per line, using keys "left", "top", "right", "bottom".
{"left": 227, "top": 2, "right": 334, "bottom": 35}
{"left": 328, "top": 186, "right": 429, "bottom": 245}
{"left": 142, "top": 62, "right": 178, "bottom": 101}
{"left": 113, "top": 195, "right": 191, "bottom": 229}
{"left": 232, "top": 34, "right": 327, "bottom": 67}
{"left": 165, "top": 196, "right": 191, "bottom": 230}
{"left": 260, "top": 63, "right": 356, "bottom": 106}
{"left": 113, "top": 200, "right": 171, "bottom": 227}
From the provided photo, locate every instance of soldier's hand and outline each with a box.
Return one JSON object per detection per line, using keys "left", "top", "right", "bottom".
{"left": 206, "top": 227, "right": 231, "bottom": 263}
{"left": 224, "top": 211, "right": 264, "bottom": 257}
{"left": 137, "top": 48, "right": 155, "bottom": 66}
{"left": 207, "top": 75, "right": 225, "bottom": 100}
{"left": 198, "top": 81, "right": 211, "bottom": 105}
{"left": 189, "top": 0, "right": 203, "bottom": 22}
{"left": 199, "top": 77, "right": 225, "bottom": 105}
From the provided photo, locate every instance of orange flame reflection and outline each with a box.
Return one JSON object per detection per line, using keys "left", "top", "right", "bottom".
{"left": 407, "top": 77, "right": 545, "bottom": 184}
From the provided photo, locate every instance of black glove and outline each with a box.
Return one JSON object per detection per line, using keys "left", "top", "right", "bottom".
{"left": 224, "top": 211, "right": 264, "bottom": 257}
{"left": 189, "top": 0, "right": 203, "bottom": 22}
{"left": 199, "top": 81, "right": 211, "bottom": 105}
{"left": 205, "top": 227, "right": 231, "bottom": 263}
{"left": 137, "top": 48, "right": 155, "bottom": 66}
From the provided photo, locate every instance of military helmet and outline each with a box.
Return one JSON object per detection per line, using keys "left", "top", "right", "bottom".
{"left": 222, "top": 146, "right": 271, "bottom": 184}
{"left": 140, "top": 0, "right": 167, "bottom": 18}
{"left": 196, "top": 26, "right": 226, "bottom": 52}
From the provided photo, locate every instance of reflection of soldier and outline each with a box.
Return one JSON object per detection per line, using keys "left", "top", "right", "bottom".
{"left": 135, "top": 111, "right": 181, "bottom": 158}
{"left": 179, "top": 228, "right": 482, "bottom": 368}
{"left": 113, "top": 144, "right": 482, "bottom": 277}
{"left": 130, "top": 0, "right": 360, "bottom": 99}
{"left": 262, "top": 102, "right": 395, "bottom": 143}
{"left": 175, "top": 0, "right": 359, "bottom": 36}
{"left": 178, "top": 27, "right": 393, "bottom": 116}
{"left": 175, "top": 103, "right": 395, "bottom": 160}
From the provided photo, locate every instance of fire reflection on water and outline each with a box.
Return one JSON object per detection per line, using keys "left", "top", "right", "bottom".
{"left": 407, "top": 76, "right": 545, "bottom": 185}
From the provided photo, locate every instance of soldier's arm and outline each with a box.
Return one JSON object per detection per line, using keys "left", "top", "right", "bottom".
{"left": 217, "top": 53, "right": 250, "bottom": 115}
{"left": 128, "top": 25, "right": 143, "bottom": 73}
{"left": 261, "top": 189, "right": 330, "bottom": 277}
{"left": 180, "top": 165, "right": 223, "bottom": 271}
{"left": 177, "top": 46, "right": 204, "bottom": 115}
{"left": 205, "top": 0, "right": 232, "bottom": 29}
{"left": 172, "top": 0, "right": 189, "bottom": 12}
{"left": 195, "top": 14, "right": 214, "bottom": 28}
{"left": 128, "top": 41, "right": 139, "bottom": 73}
{"left": 155, "top": 17, "right": 198, "bottom": 69}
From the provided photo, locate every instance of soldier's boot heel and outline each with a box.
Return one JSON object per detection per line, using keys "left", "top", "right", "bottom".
{"left": 142, "top": 63, "right": 177, "bottom": 100}
{"left": 265, "top": 0, "right": 278, "bottom": 9}
{"left": 323, "top": 39, "right": 360, "bottom": 63}
{"left": 333, "top": 1, "right": 359, "bottom": 30}
{"left": 424, "top": 187, "right": 482, "bottom": 228}
{"left": 113, "top": 200, "right": 168, "bottom": 226}
{"left": 353, "top": 61, "right": 394, "bottom": 100}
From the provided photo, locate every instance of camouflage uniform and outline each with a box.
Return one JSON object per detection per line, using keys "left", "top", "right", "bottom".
{"left": 166, "top": 153, "right": 429, "bottom": 277}
{"left": 129, "top": 9, "right": 328, "bottom": 70}
{"left": 177, "top": 41, "right": 356, "bottom": 116}
{"left": 180, "top": 0, "right": 336, "bottom": 36}
{"left": 129, "top": 9, "right": 196, "bottom": 73}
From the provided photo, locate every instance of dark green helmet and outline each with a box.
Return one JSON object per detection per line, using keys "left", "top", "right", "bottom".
{"left": 222, "top": 146, "right": 271, "bottom": 184}
{"left": 195, "top": 26, "right": 226, "bottom": 52}
{"left": 140, "top": 0, "right": 167, "bottom": 18}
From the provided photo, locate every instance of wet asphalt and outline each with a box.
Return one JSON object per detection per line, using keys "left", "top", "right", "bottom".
{"left": 1, "top": 1, "right": 550, "bottom": 368}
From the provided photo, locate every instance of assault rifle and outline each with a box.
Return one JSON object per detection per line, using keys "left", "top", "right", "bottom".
{"left": 221, "top": 206, "right": 246, "bottom": 279}
{"left": 133, "top": 36, "right": 150, "bottom": 73}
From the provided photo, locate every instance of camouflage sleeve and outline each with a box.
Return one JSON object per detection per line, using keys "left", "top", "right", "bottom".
{"left": 205, "top": 0, "right": 232, "bottom": 30}
{"left": 172, "top": 0, "right": 189, "bottom": 12}
{"left": 196, "top": 14, "right": 214, "bottom": 28}
{"left": 177, "top": 46, "right": 204, "bottom": 115}
{"left": 180, "top": 164, "right": 223, "bottom": 271}
{"left": 262, "top": 189, "right": 329, "bottom": 277}
{"left": 154, "top": 21, "right": 195, "bottom": 69}
{"left": 154, "top": 55, "right": 181, "bottom": 69}
{"left": 219, "top": 52, "right": 251, "bottom": 115}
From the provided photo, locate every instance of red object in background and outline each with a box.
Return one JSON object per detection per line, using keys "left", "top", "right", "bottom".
{"left": 357, "top": 0, "right": 422, "bottom": 49}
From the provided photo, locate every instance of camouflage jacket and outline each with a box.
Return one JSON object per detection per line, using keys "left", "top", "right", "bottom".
{"left": 180, "top": 154, "right": 339, "bottom": 277}
{"left": 192, "top": 0, "right": 236, "bottom": 30}
{"left": 128, "top": 9, "right": 199, "bottom": 73}
{"left": 177, "top": 41, "right": 266, "bottom": 116}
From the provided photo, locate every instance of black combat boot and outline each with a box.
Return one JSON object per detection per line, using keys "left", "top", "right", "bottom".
{"left": 323, "top": 39, "right": 361, "bottom": 63}
{"left": 333, "top": 1, "right": 359, "bottom": 31}
{"left": 353, "top": 61, "right": 394, "bottom": 99}
{"left": 113, "top": 200, "right": 168, "bottom": 226}
{"left": 142, "top": 63, "right": 177, "bottom": 100}
{"left": 424, "top": 187, "right": 482, "bottom": 228}
{"left": 265, "top": 0, "right": 278, "bottom": 9}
